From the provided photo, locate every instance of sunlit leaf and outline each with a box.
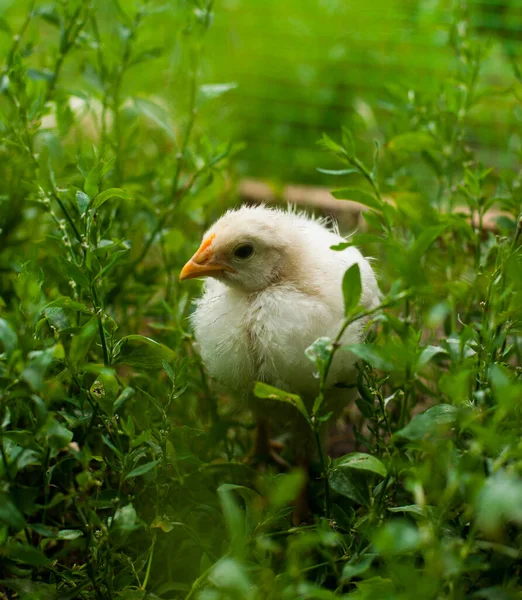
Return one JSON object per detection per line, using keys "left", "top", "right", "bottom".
{"left": 91, "top": 188, "right": 132, "bottom": 211}
{"left": 331, "top": 188, "right": 382, "bottom": 210}
{"left": 394, "top": 404, "right": 458, "bottom": 441}
{"left": 113, "top": 335, "right": 175, "bottom": 369}
{"left": 333, "top": 452, "right": 387, "bottom": 478}
{"left": 254, "top": 381, "right": 310, "bottom": 424}
{"left": 125, "top": 460, "right": 159, "bottom": 480}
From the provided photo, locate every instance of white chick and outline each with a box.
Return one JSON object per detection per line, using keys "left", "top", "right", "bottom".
{"left": 180, "top": 205, "right": 379, "bottom": 462}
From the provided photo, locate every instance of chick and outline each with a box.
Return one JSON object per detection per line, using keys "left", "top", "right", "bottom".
{"left": 180, "top": 205, "right": 379, "bottom": 463}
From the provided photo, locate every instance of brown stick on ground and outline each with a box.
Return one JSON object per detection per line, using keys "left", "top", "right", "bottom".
{"left": 238, "top": 178, "right": 509, "bottom": 233}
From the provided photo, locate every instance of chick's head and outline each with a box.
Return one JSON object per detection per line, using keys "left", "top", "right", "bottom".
{"left": 179, "top": 207, "right": 300, "bottom": 292}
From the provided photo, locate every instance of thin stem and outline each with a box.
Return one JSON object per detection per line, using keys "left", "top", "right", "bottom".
{"left": 0, "top": 436, "right": 12, "bottom": 481}
{"left": 314, "top": 426, "right": 331, "bottom": 519}
{"left": 185, "top": 560, "right": 218, "bottom": 600}
{"left": 322, "top": 290, "right": 411, "bottom": 389}
{"left": 141, "top": 535, "right": 156, "bottom": 590}
{"left": 129, "top": 152, "right": 224, "bottom": 274}
{"left": 376, "top": 390, "right": 392, "bottom": 438}
{"left": 91, "top": 284, "right": 110, "bottom": 367}
{"left": 53, "top": 193, "right": 83, "bottom": 246}
{"left": 2, "top": 0, "right": 36, "bottom": 74}
{"left": 112, "top": 4, "right": 147, "bottom": 184}
{"left": 45, "top": 4, "right": 86, "bottom": 102}
{"left": 170, "top": 50, "right": 199, "bottom": 201}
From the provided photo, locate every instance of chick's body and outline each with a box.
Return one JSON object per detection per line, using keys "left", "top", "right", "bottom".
{"left": 183, "top": 207, "right": 380, "bottom": 441}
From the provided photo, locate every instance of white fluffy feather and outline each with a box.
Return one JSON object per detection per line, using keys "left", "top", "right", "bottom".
{"left": 188, "top": 205, "right": 380, "bottom": 411}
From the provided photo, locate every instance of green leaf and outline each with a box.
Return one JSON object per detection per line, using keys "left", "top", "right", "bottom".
{"left": 331, "top": 188, "right": 382, "bottom": 210}
{"left": 93, "top": 248, "right": 130, "bottom": 283}
{"left": 199, "top": 82, "right": 237, "bottom": 101}
{"left": 342, "top": 263, "right": 362, "bottom": 316}
{"left": 134, "top": 97, "right": 176, "bottom": 141}
{"left": 0, "top": 579, "right": 57, "bottom": 600}
{"left": 0, "top": 318, "right": 18, "bottom": 355}
{"left": 128, "top": 46, "right": 163, "bottom": 68}
{"left": 44, "top": 418, "right": 73, "bottom": 449}
{"left": 69, "top": 317, "right": 98, "bottom": 369}
{"left": 218, "top": 483, "right": 259, "bottom": 530}
{"left": 209, "top": 557, "right": 251, "bottom": 595}
{"left": 0, "top": 493, "right": 26, "bottom": 531}
{"left": 34, "top": 5, "right": 60, "bottom": 26}
{"left": 268, "top": 470, "right": 306, "bottom": 510}
{"left": 76, "top": 190, "right": 90, "bottom": 216}
{"left": 102, "top": 434, "right": 123, "bottom": 458}
{"left": 125, "top": 460, "right": 159, "bottom": 480}
{"left": 331, "top": 234, "right": 383, "bottom": 251}
{"left": 341, "top": 126, "right": 356, "bottom": 155}
{"left": 91, "top": 188, "right": 132, "bottom": 211}
{"left": 388, "top": 131, "right": 437, "bottom": 153}
{"left": 42, "top": 297, "right": 92, "bottom": 314}
{"left": 57, "top": 529, "right": 83, "bottom": 540}
{"left": 113, "top": 504, "right": 137, "bottom": 533}
{"left": 372, "top": 520, "right": 421, "bottom": 555}
{"left": 150, "top": 515, "right": 186, "bottom": 533}
{"left": 90, "top": 373, "right": 119, "bottom": 416}
{"left": 317, "top": 167, "right": 359, "bottom": 176}
{"left": 410, "top": 224, "right": 450, "bottom": 258}
{"left": 27, "top": 68, "right": 54, "bottom": 82}
{"left": 55, "top": 256, "right": 90, "bottom": 288}
{"left": 217, "top": 486, "right": 247, "bottom": 556}
{"left": 22, "top": 347, "right": 59, "bottom": 391}
{"left": 113, "top": 335, "right": 175, "bottom": 369}
{"left": 114, "top": 387, "right": 135, "bottom": 412}
{"left": 333, "top": 452, "right": 387, "bottom": 478}
{"left": 84, "top": 163, "right": 102, "bottom": 199}
{"left": 489, "top": 364, "right": 522, "bottom": 410}
{"left": 5, "top": 542, "right": 50, "bottom": 566}
{"left": 329, "top": 469, "right": 368, "bottom": 506}
{"left": 305, "top": 336, "right": 333, "bottom": 379}
{"left": 0, "top": 17, "right": 12, "bottom": 34}
{"left": 318, "top": 132, "right": 345, "bottom": 155}
{"left": 388, "top": 505, "right": 439, "bottom": 520}
{"left": 476, "top": 471, "right": 522, "bottom": 535}
{"left": 254, "top": 382, "right": 310, "bottom": 424}
{"left": 394, "top": 404, "right": 458, "bottom": 441}
{"left": 417, "top": 345, "right": 448, "bottom": 370}
{"left": 331, "top": 503, "right": 355, "bottom": 532}
{"left": 342, "top": 343, "right": 394, "bottom": 371}
{"left": 342, "top": 554, "right": 374, "bottom": 582}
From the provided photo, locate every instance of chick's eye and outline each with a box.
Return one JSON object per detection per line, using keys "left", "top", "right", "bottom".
{"left": 233, "top": 243, "right": 255, "bottom": 260}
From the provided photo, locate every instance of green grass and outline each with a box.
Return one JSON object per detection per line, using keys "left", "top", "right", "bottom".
{"left": 0, "top": 1, "right": 521, "bottom": 599}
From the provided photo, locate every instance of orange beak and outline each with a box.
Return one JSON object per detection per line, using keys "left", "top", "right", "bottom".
{"left": 179, "top": 234, "right": 233, "bottom": 281}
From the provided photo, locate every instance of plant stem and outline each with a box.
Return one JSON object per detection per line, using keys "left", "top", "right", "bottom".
{"left": 314, "top": 425, "right": 331, "bottom": 519}
{"left": 141, "top": 535, "right": 156, "bottom": 590}
{"left": 112, "top": 6, "right": 146, "bottom": 185}
{"left": 91, "top": 283, "right": 109, "bottom": 366}
{"left": 45, "top": 3, "right": 89, "bottom": 102}
{"left": 53, "top": 192, "right": 83, "bottom": 247}
{"left": 322, "top": 290, "right": 411, "bottom": 388}
{"left": 2, "top": 0, "right": 36, "bottom": 75}
{"left": 170, "top": 49, "right": 198, "bottom": 202}
{"left": 185, "top": 561, "right": 217, "bottom": 600}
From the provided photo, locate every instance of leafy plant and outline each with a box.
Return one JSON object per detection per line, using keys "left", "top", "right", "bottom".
{"left": 0, "top": 1, "right": 521, "bottom": 600}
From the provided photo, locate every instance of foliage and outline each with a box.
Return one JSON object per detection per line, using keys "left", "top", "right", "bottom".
{"left": 0, "top": 1, "right": 521, "bottom": 600}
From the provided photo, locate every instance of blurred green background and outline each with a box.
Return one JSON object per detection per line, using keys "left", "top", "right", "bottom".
{"left": 2, "top": 0, "right": 522, "bottom": 186}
